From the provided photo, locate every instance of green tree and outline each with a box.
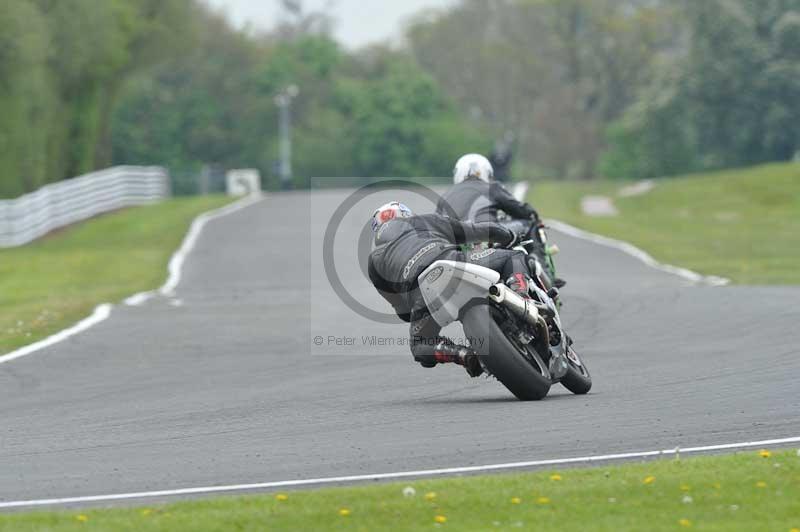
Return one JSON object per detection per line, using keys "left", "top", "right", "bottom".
{"left": 0, "top": 0, "right": 195, "bottom": 198}
{"left": 0, "top": 0, "right": 52, "bottom": 197}
{"left": 112, "top": 8, "right": 267, "bottom": 188}
{"left": 603, "top": 0, "right": 800, "bottom": 178}
{"left": 114, "top": 25, "right": 488, "bottom": 189}
{"left": 407, "top": 0, "right": 677, "bottom": 179}
{"left": 343, "top": 55, "right": 486, "bottom": 180}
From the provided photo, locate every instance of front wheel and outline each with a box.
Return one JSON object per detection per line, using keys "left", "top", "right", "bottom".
{"left": 560, "top": 345, "right": 592, "bottom": 395}
{"left": 462, "top": 304, "right": 551, "bottom": 401}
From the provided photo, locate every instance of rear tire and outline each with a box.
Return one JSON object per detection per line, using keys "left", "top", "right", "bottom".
{"left": 560, "top": 346, "right": 592, "bottom": 395}
{"left": 462, "top": 304, "right": 551, "bottom": 401}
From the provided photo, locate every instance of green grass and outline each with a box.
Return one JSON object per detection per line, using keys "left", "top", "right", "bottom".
{"left": 0, "top": 196, "right": 233, "bottom": 353}
{"left": 1, "top": 450, "right": 798, "bottom": 531}
{"left": 531, "top": 163, "right": 800, "bottom": 284}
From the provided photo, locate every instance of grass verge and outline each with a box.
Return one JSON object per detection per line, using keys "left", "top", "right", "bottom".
{"left": 0, "top": 196, "right": 233, "bottom": 353}
{"left": 1, "top": 450, "right": 797, "bottom": 531}
{"left": 531, "top": 162, "right": 800, "bottom": 284}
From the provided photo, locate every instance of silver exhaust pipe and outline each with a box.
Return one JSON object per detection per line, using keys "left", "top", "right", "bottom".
{"left": 488, "top": 283, "right": 545, "bottom": 329}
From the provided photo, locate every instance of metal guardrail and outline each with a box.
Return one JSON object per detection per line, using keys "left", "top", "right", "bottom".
{"left": 0, "top": 166, "right": 169, "bottom": 248}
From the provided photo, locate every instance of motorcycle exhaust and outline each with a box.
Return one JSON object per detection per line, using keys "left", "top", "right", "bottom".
{"left": 488, "top": 284, "right": 546, "bottom": 329}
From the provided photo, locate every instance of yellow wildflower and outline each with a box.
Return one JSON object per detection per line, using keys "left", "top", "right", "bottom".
{"left": 424, "top": 492, "right": 437, "bottom": 501}
{"left": 759, "top": 449, "right": 772, "bottom": 458}
{"left": 537, "top": 496, "right": 551, "bottom": 504}
{"left": 679, "top": 518, "right": 692, "bottom": 527}
{"left": 680, "top": 484, "right": 691, "bottom": 491}
{"left": 643, "top": 476, "right": 656, "bottom": 485}
{"left": 435, "top": 515, "right": 447, "bottom": 523}
{"left": 756, "top": 481, "right": 767, "bottom": 488}
{"left": 275, "top": 493, "right": 289, "bottom": 501}
{"left": 550, "top": 474, "right": 562, "bottom": 481}
{"left": 339, "top": 508, "right": 351, "bottom": 517}
{"left": 511, "top": 497, "right": 521, "bottom": 504}
{"left": 75, "top": 515, "right": 89, "bottom": 523}
{"left": 141, "top": 509, "right": 153, "bottom": 516}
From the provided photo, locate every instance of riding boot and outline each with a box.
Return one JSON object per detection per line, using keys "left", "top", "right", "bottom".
{"left": 434, "top": 341, "right": 483, "bottom": 377}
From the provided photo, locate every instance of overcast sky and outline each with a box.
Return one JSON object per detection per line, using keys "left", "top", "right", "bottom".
{"left": 203, "top": 0, "right": 456, "bottom": 48}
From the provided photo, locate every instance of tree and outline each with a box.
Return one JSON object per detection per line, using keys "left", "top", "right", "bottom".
{"left": 0, "top": 0, "right": 196, "bottom": 198}
{"left": 113, "top": 8, "right": 267, "bottom": 187}
{"left": 114, "top": 23, "right": 488, "bottom": 189}
{"left": 406, "top": 0, "right": 677, "bottom": 179}
{"left": 344, "top": 54, "right": 487, "bottom": 180}
{"left": 603, "top": 0, "right": 800, "bottom": 178}
{"left": 0, "top": 0, "right": 52, "bottom": 197}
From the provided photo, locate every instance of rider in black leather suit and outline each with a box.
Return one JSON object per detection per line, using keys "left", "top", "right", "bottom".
{"left": 437, "top": 154, "right": 559, "bottom": 288}
{"left": 436, "top": 177, "right": 539, "bottom": 223}
{"left": 368, "top": 206, "right": 533, "bottom": 376}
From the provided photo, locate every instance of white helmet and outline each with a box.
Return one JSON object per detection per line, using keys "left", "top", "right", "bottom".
{"left": 453, "top": 153, "right": 494, "bottom": 184}
{"left": 371, "top": 201, "right": 413, "bottom": 232}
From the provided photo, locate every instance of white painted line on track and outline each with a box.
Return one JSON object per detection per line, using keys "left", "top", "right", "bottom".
{"left": 1, "top": 194, "right": 264, "bottom": 363}
{"left": 1, "top": 435, "right": 798, "bottom": 509}
{"left": 0, "top": 304, "right": 112, "bottom": 365}
{"left": 511, "top": 181, "right": 730, "bottom": 286}
{"left": 159, "top": 193, "right": 263, "bottom": 297}
{"left": 123, "top": 291, "right": 155, "bottom": 306}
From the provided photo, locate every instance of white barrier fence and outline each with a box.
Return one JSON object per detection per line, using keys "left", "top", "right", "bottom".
{"left": 0, "top": 166, "right": 169, "bottom": 248}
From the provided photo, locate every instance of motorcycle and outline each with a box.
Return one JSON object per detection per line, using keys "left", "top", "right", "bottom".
{"left": 500, "top": 218, "right": 564, "bottom": 294}
{"left": 417, "top": 249, "right": 591, "bottom": 400}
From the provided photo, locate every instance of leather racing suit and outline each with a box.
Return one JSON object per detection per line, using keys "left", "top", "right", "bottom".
{"left": 436, "top": 179, "right": 552, "bottom": 280}
{"left": 368, "top": 213, "right": 532, "bottom": 368}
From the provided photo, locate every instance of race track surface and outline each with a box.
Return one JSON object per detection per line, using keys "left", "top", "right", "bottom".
{"left": 1, "top": 189, "right": 799, "bottom": 505}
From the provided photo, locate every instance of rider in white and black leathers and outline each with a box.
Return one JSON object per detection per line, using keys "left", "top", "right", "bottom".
{"left": 437, "top": 154, "right": 538, "bottom": 223}
{"left": 367, "top": 202, "right": 535, "bottom": 377}
{"left": 437, "top": 154, "right": 557, "bottom": 285}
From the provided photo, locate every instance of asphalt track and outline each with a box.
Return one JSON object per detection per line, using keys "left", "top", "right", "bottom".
{"left": 1, "top": 188, "right": 799, "bottom": 506}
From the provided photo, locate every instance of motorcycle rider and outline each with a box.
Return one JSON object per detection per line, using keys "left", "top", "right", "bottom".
{"left": 436, "top": 153, "right": 563, "bottom": 288}
{"left": 368, "top": 201, "right": 534, "bottom": 377}
{"left": 437, "top": 153, "right": 538, "bottom": 222}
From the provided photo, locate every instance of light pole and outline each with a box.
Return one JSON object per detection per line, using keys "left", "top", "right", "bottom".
{"left": 275, "top": 85, "right": 299, "bottom": 190}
